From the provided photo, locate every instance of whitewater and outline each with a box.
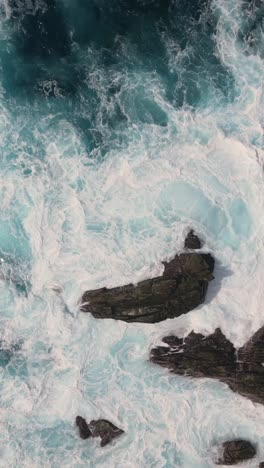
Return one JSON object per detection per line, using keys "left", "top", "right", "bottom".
{"left": 0, "top": 0, "right": 263, "bottom": 466}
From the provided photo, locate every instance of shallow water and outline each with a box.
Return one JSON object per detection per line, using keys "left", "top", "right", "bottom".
{"left": 0, "top": 0, "right": 263, "bottom": 466}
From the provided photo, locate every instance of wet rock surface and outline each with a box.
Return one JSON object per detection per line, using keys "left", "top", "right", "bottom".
{"left": 76, "top": 416, "right": 91, "bottom": 440}
{"left": 89, "top": 419, "right": 125, "bottom": 447}
{"left": 215, "top": 440, "right": 257, "bottom": 465}
{"left": 184, "top": 230, "right": 202, "bottom": 249}
{"left": 150, "top": 327, "right": 264, "bottom": 405}
{"left": 76, "top": 417, "right": 124, "bottom": 447}
{"left": 80, "top": 240, "right": 215, "bottom": 323}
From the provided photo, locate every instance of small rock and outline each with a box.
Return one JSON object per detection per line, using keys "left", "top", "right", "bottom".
{"left": 184, "top": 230, "right": 202, "bottom": 249}
{"left": 75, "top": 416, "right": 124, "bottom": 447}
{"left": 75, "top": 416, "right": 91, "bottom": 439}
{"left": 259, "top": 463, "right": 264, "bottom": 467}
{"left": 216, "top": 440, "right": 257, "bottom": 465}
{"left": 89, "top": 419, "right": 124, "bottom": 447}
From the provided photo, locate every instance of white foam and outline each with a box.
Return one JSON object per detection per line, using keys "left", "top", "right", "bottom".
{"left": 0, "top": 0, "right": 264, "bottom": 466}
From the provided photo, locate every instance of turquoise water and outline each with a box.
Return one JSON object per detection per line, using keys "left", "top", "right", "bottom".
{"left": 0, "top": 0, "right": 264, "bottom": 466}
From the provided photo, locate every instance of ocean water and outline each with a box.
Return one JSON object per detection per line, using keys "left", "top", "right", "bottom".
{"left": 0, "top": 0, "right": 263, "bottom": 466}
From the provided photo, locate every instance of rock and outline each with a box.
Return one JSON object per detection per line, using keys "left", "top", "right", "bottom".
{"left": 259, "top": 463, "right": 264, "bottom": 467}
{"left": 184, "top": 230, "right": 202, "bottom": 249}
{"left": 162, "top": 253, "right": 214, "bottom": 281}
{"left": 89, "top": 419, "right": 124, "bottom": 447}
{"left": 150, "top": 327, "right": 264, "bottom": 405}
{"left": 75, "top": 416, "right": 124, "bottom": 447}
{"left": 75, "top": 416, "right": 92, "bottom": 439}
{"left": 80, "top": 252, "right": 215, "bottom": 323}
{"left": 216, "top": 440, "right": 256, "bottom": 465}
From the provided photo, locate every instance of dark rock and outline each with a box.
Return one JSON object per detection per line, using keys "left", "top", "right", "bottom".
{"left": 75, "top": 416, "right": 92, "bottom": 440}
{"left": 150, "top": 327, "right": 264, "bottom": 405}
{"left": 184, "top": 230, "right": 202, "bottom": 249}
{"left": 75, "top": 416, "right": 124, "bottom": 446}
{"left": 259, "top": 463, "right": 264, "bottom": 467}
{"left": 89, "top": 419, "right": 124, "bottom": 447}
{"left": 216, "top": 440, "right": 256, "bottom": 465}
{"left": 162, "top": 253, "right": 214, "bottom": 280}
{"left": 80, "top": 252, "right": 215, "bottom": 323}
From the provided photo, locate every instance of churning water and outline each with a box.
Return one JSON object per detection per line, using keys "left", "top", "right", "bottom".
{"left": 0, "top": 0, "right": 263, "bottom": 466}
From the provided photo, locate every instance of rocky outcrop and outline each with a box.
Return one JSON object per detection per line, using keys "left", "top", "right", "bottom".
{"left": 184, "top": 230, "right": 202, "bottom": 249}
{"left": 215, "top": 440, "right": 257, "bottom": 465}
{"left": 75, "top": 416, "right": 124, "bottom": 447}
{"left": 150, "top": 327, "right": 264, "bottom": 405}
{"left": 80, "top": 248, "right": 215, "bottom": 323}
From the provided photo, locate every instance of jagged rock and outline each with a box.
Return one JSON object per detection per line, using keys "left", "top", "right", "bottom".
{"left": 150, "top": 327, "right": 264, "bottom": 405}
{"left": 184, "top": 230, "right": 202, "bottom": 249}
{"left": 162, "top": 253, "right": 214, "bottom": 281}
{"left": 215, "top": 440, "right": 256, "bottom": 465}
{"left": 75, "top": 416, "right": 91, "bottom": 439}
{"left": 89, "top": 419, "right": 124, "bottom": 447}
{"left": 75, "top": 416, "right": 124, "bottom": 447}
{"left": 80, "top": 252, "right": 214, "bottom": 323}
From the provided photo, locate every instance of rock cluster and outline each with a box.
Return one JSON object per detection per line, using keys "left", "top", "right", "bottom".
{"left": 150, "top": 326, "right": 264, "bottom": 405}
{"left": 77, "top": 230, "right": 264, "bottom": 462}
{"left": 76, "top": 416, "right": 124, "bottom": 447}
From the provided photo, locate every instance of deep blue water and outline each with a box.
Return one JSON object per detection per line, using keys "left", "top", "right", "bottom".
{"left": 1, "top": 0, "right": 236, "bottom": 152}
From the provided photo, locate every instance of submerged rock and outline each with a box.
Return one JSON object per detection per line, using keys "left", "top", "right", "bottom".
{"left": 80, "top": 251, "right": 215, "bottom": 323}
{"left": 215, "top": 440, "right": 257, "bottom": 465}
{"left": 0, "top": 340, "right": 22, "bottom": 368}
{"left": 184, "top": 230, "right": 202, "bottom": 249}
{"left": 150, "top": 327, "right": 264, "bottom": 405}
{"left": 76, "top": 416, "right": 124, "bottom": 447}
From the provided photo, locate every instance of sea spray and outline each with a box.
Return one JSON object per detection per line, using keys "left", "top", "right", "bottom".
{"left": 0, "top": 0, "right": 263, "bottom": 466}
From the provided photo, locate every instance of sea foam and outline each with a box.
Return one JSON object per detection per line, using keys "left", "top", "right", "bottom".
{"left": 0, "top": 0, "right": 263, "bottom": 466}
